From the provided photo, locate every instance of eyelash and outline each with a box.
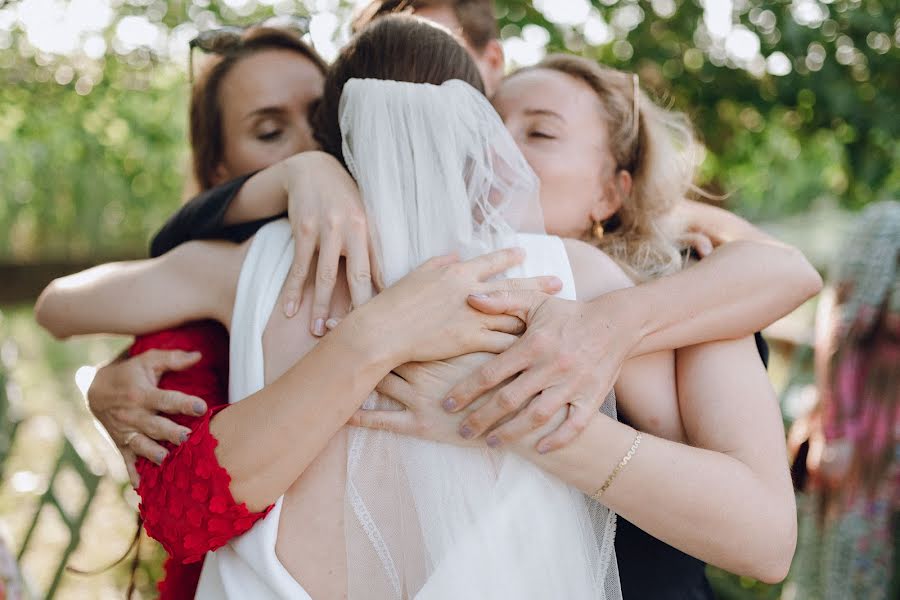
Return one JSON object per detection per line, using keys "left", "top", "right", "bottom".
{"left": 258, "top": 130, "right": 283, "bottom": 142}
{"left": 529, "top": 131, "right": 555, "bottom": 140}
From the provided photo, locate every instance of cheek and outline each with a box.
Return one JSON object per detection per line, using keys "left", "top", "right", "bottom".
{"left": 529, "top": 149, "right": 597, "bottom": 237}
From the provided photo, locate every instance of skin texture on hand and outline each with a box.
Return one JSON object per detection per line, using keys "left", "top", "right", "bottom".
{"left": 87, "top": 349, "right": 208, "bottom": 484}
{"left": 443, "top": 290, "right": 641, "bottom": 453}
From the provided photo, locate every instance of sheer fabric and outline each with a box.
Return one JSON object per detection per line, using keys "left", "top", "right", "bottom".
{"left": 340, "top": 79, "right": 622, "bottom": 600}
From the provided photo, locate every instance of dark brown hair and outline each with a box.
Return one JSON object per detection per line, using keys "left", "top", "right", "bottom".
{"left": 352, "top": 0, "right": 498, "bottom": 51}
{"left": 189, "top": 27, "right": 327, "bottom": 191}
{"left": 312, "top": 15, "right": 484, "bottom": 162}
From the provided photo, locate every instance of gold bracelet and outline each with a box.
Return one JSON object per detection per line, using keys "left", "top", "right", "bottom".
{"left": 591, "top": 430, "right": 643, "bottom": 501}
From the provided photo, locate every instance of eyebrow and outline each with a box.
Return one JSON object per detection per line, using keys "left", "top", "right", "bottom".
{"left": 242, "top": 106, "right": 289, "bottom": 122}
{"left": 523, "top": 108, "right": 565, "bottom": 122}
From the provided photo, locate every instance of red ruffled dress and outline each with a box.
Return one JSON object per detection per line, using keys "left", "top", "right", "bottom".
{"left": 129, "top": 321, "right": 272, "bottom": 600}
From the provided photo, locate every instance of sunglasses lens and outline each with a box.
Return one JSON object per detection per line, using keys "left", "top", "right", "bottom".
{"left": 192, "top": 27, "right": 244, "bottom": 53}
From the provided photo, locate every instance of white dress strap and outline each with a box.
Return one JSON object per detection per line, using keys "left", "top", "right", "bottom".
{"left": 197, "top": 219, "right": 312, "bottom": 600}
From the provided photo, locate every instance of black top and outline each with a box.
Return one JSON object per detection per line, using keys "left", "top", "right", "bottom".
{"left": 153, "top": 175, "right": 772, "bottom": 600}
{"left": 149, "top": 172, "right": 274, "bottom": 257}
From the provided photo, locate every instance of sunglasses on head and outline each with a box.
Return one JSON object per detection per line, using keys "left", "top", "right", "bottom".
{"left": 188, "top": 15, "right": 311, "bottom": 83}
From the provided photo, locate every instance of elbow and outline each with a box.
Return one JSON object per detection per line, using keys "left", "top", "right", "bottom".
{"left": 34, "top": 283, "right": 70, "bottom": 340}
{"left": 744, "top": 497, "right": 798, "bottom": 584}
{"left": 786, "top": 245, "right": 824, "bottom": 302}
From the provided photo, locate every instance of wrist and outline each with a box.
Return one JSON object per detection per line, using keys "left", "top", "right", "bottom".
{"left": 591, "top": 289, "right": 649, "bottom": 359}
{"left": 328, "top": 305, "right": 399, "bottom": 374}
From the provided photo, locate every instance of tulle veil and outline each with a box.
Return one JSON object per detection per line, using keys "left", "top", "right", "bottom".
{"left": 339, "top": 78, "right": 622, "bottom": 600}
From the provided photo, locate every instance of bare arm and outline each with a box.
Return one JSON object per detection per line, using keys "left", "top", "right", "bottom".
{"left": 35, "top": 241, "right": 243, "bottom": 339}
{"left": 513, "top": 336, "right": 795, "bottom": 582}
{"left": 353, "top": 338, "right": 795, "bottom": 581}
{"left": 449, "top": 234, "right": 822, "bottom": 451}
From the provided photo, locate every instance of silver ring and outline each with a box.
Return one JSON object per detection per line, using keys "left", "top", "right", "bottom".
{"left": 122, "top": 432, "right": 139, "bottom": 447}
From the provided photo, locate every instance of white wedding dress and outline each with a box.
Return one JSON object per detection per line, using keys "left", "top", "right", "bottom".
{"left": 196, "top": 79, "right": 621, "bottom": 600}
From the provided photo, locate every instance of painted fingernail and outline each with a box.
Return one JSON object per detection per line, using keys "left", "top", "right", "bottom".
{"left": 459, "top": 425, "right": 474, "bottom": 439}
{"left": 156, "top": 451, "right": 167, "bottom": 464}
{"left": 179, "top": 431, "right": 189, "bottom": 443}
{"left": 325, "top": 318, "right": 340, "bottom": 330}
{"left": 537, "top": 442, "right": 551, "bottom": 454}
{"left": 193, "top": 400, "right": 206, "bottom": 415}
{"left": 442, "top": 397, "right": 457, "bottom": 411}
{"left": 313, "top": 318, "right": 326, "bottom": 337}
{"left": 486, "top": 434, "right": 502, "bottom": 448}
{"left": 285, "top": 301, "right": 297, "bottom": 316}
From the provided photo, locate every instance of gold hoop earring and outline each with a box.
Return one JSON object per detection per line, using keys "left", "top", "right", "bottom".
{"left": 592, "top": 221, "right": 604, "bottom": 240}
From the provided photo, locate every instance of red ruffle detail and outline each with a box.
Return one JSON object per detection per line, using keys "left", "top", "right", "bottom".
{"left": 128, "top": 322, "right": 272, "bottom": 599}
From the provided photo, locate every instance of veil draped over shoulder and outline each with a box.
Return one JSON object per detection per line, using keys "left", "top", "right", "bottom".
{"left": 339, "top": 78, "right": 622, "bottom": 600}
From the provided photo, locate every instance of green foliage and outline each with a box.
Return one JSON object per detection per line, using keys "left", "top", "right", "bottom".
{"left": 0, "top": 0, "right": 896, "bottom": 255}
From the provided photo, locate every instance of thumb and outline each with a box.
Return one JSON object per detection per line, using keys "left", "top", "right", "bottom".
{"left": 467, "top": 290, "right": 538, "bottom": 321}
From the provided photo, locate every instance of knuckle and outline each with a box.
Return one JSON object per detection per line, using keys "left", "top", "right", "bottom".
{"left": 350, "top": 269, "right": 372, "bottom": 284}
{"left": 496, "top": 390, "right": 519, "bottom": 411}
{"left": 530, "top": 406, "right": 553, "bottom": 426}
{"left": 348, "top": 213, "right": 367, "bottom": 231}
{"left": 298, "top": 218, "right": 317, "bottom": 236}
{"left": 325, "top": 212, "right": 343, "bottom": 229}
{"left": 123, "top": 388, "right": 144, "bottom": 407}
{"left": 477, "top": 365, "right": 498, "bottom": 387}
{"left": 317, "top": 265, "right": 338, "bottom": 284}
{"left": 291, "top": 263, "right": 308, "bottom": 278}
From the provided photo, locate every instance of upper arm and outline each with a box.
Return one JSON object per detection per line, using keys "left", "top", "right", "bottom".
{"left": 676, "top": 337, "right": 792, "bottom": 487}
{"left": 563, "top": 238, "right": 684, "bottom": 441}
{"left": 36, "top": 240, "right": 247, "bottom": 338}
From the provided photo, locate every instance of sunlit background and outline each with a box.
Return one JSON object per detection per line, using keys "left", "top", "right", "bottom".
{"left": 0, "top": 0, "right": 897, "bottom": 597}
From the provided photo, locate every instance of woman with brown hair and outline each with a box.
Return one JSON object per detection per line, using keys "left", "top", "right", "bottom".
{"left": 80, "top": 23, "right": 356, "bottom": 599}
{"left": 786, "top": 201, "right": 899, "bottom": 600}
{"left": 39, "top": 15, "right": 807, "bottom": 598}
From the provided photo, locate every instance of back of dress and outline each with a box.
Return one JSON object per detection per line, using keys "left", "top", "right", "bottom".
{"left": 202, "top": 78, "right": 621, "bottom": 600}
{"left": 338, "top": 79, "right": 621, "bottom": 600}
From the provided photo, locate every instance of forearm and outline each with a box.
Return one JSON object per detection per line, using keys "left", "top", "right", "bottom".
{"left": 221, "top": 160, "right": 290, "bottom": 226}
{"left": 513, "top": 417, "right": 794, "bottom": 581}
{"left": 210, "top": 315, "right": 394, "bottom": 511}
{"left": 611, "top": 239, "right": 822, "bottom": 357}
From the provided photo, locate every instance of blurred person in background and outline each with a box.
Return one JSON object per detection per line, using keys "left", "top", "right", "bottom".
{"left": 786, "top": 200, "right": 899, "bottom": 600}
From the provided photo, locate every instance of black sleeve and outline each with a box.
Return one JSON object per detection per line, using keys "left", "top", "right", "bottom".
{"left": 754, "top": 331, "right": 770, "bottom": 369}
{"left": 149, "top": 172, "right": 286, "bottom": 257}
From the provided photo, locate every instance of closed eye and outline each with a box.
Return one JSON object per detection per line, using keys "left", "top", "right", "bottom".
{"left": 257, "top": 129, "right": 283, "bottom": 142}
{"left": 529, "top": 131, "right": 555, "bottom": 140}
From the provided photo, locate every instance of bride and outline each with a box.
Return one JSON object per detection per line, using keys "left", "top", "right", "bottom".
{"left": 35, "top": 15, "right": 794, "bottom": 599}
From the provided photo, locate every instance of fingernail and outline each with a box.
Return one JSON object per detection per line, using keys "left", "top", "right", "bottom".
{"left": 442, "top": 397, "right": 457, "bottom": 411}
{"left": 193, "top": 400, "right": 206, "bottom": 415}
{"left": 468, "top": 293, "right": 489, "bottom": 301}
{"left": 187, "top": 351, "right": 201, "bottom": 359}
{"left": 285, "top": 301, "right": 297, "bottom": 316}
{"left": 313, "top": 318, "right": 326, "bottom": 337}
{"left": 537, "top": 442, "right": 551, "bottom": 454}
{"left": 486, "top": 434, "right": 502, "bottom": 448}
{"left": 459, "top": 425, "right": 474, "bottom": 439}
{"left": 156, "top": 451, "right": 167, "bottom": 464}
{"left": 325, "top": 318, "right": 339, "bottom": 330}
{"left": 179, "top": 431, "right": 189, "bottom": 443}
{"left": 548, "top": 276, "right": 562, "bottom": 289}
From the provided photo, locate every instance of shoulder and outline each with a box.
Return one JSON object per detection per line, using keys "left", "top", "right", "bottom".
{"left": 562, "top": 238, "right": 634, "bottom": 300}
